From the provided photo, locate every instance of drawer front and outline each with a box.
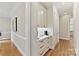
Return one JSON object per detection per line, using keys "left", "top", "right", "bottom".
{"left": 40, "top": 43, "right": 49, "bottom": 53}
{"left": 38, "top": 38, "right": 50, "bottom": 55}
{"left": 39, "top": 39, "right": 49, "bottom": 48}
{"left": 38, "top": 38, "right": 48, "bottom": 44}
{"left": 40, "top": 46, "right": 49, "bottom": 56}
{"left": 40, "top": 45, "right": 46, "bottom": 51}
{"left": 38, "top": 39, "right": 47, "bottom": 46}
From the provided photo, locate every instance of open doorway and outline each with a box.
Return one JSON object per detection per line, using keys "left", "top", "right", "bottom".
{"left": 45, "top": 2, "right": 76, "bottom": 56}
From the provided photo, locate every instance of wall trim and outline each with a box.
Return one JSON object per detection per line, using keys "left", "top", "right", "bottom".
{"left": 11, "top": 39, "right": 26, "bottom": 56}
{"left": 0, "top": 39, "right": 10, "bottom": 43}
{"left": 13, "top": 32, "right": 27, "bottom": 40}
{"left": 11, "top": 32, "right": 28, "bottom": 56}
{"left": 0, "top": 31, "right": 11, "bottom": 40}
{"left": 74, "top": 48, "right": 79, "bottom": 56}
{"left": 2, "top": 32, "right": 11, "bottom": 33}
{"left": 59, "top": 37, "right": 70, "bottom": 40}
{"left": 50, "top": 39, "right": 59, "bottom": 50}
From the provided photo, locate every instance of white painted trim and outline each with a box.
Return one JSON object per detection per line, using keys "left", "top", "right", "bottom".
{"left": 11, "top": 39, "right": 25, "bottom": 56}
{"left": 59, "top": 37, "right": 70, "bottom": 40}
{"left": 0, "top": 40, "right": 10, "bottom": 43}
{"left": 11, "top": 32, "right": 29, "bottom": 56}
{"left": 50, "top": 39, "right": 59, "bottom": 50}
{"left": 74, "top": 49, "right": 79, "bottom": 56}
{"left": 13, "top": 32, "right": 27, "bottom": 40}
{"left": 0, "top": 31, "right": 11, "bottom": 40}
{"left": 27, "top": 3, "right": 31, "bottom": 56}
{"left": 0, "top": 38, "right": 11, "bottom": 40}
{"left": 11, "top": 32, "right": 27, "bottom": 56}
{"left": 1, "top": 32, "right": 11, "bottom": 33}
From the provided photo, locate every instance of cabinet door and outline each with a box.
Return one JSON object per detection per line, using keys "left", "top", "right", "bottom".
{"left": 36, "top": 3, "right": 47, "bottom": 27}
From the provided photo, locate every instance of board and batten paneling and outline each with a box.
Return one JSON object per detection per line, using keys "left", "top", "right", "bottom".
{"left": 11, "top": 3, "right": 30, "bottom": 56}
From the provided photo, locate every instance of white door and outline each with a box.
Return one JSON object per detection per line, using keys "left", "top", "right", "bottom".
{"left": 53, "top": 5, "right": 59, "bottom": 44}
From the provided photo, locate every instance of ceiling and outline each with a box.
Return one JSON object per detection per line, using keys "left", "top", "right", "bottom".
{"left": 40, "top": 2, "right": 53, "bottom": 9}
{"left": 0, "top": 2, "right": 21, "bottom": 17}
{"left": 40, "top": 2, "right": 73, "bottom": 17}
{"left": 54, "top": 2, "right": 73, "bottom": 17}
{"left": 0, "top": 2, "right": 73, "bottom": 18}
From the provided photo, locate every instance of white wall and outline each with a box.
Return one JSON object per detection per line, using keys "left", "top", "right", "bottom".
{"left": 73, "top": 3, "right": 79, "bottom": 55}
{"left": 52, "top": 4, "right": 59, "bottom": 49}
{"left": 0, "top": 17, "right": 11, "bottom": 40}
{"left": 47, "top": 8, "right": 53, "bottom": 36}
{"left": 11, "top": 3, "right": 30, "bottom": 56}
{"left": 47, "top": 6, "right": 54, "bottom": 49}
{"left": 59, "top": 15, "right": 70, "bottom": 40}
{"left": 30, "top": 3, "right": 40, "bottom": 56}
{"left": 47, "top": 4, "right": 59, "bottom": 49}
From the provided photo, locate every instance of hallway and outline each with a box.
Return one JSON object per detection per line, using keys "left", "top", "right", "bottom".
{"left": 45, "top": 39, "right": 76, "bottom": 56}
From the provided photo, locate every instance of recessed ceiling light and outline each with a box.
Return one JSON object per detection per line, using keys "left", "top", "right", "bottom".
{"left": 62, "top": 2, "right": 66, "bottom": 5}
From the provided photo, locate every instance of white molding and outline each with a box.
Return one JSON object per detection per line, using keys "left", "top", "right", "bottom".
{"left": 27, "top": 3, "right": 31, "bottom": 56}
{"left": 1, "top": 32, "right": 11, "bottom": 33}
{"left": 11, "top": 32, "right": 28, "bottom": 56}
{"left": 59, "top": 37, "right": 70, "bottom": 40}
{"left": 50, "top": 39, "right": 59, "bottom": 50}
{"left": 0, "top": 38, "right": 10, "bottom": 40}
{"left": 11, "top": 39, "right": 25, "bottom": 56}
{"left": 0, "top": 40, "right": 10, "bottom": 43}
{"left": 0, "top": 31, "right": 11, "bottom": 40}
{"left": 13, "top": 32, "right": 27, "bottom": 40}
{"left": 74, "top": 49, "right": 79, "bottom": 56}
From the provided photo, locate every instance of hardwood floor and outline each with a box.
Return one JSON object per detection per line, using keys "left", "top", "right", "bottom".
{"left": 0, "top": 38, "right": 76, "bottom": 56}
{"left": 0, "top": 40, "right": 22, "bottom": 56}
{"left": 44, "top": 39, "right": 76, "bottom": 56}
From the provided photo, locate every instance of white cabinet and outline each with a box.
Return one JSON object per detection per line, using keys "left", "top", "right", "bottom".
{"left": 36, "top": 3, "right": 47, "bottom": 27}
{"left": 38, "top": 37, "right": 50, "bottom": 56}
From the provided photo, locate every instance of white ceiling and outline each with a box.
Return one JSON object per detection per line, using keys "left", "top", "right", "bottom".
{"left": 0, "top": 2, "right": 21, "bottom": 17}
{"left": 0, "top": 2, "right": 73, "bottom": 18}
{"left": 40, "top": 2, "right": 73, "bottom": 17}
{"left": 40, "top": 2, "right": 53, "bottom": 9}
{"left": 54, "top": 2, "right": 73, "bottom": 17}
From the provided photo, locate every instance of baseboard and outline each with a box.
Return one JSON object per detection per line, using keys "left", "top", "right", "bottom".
{"left": 74, "top": 49, "right": 79, "bottom": 56}
{"left": 11, "top": 39, "right": 25, "bottom": 56}
{"left": 59, "top": 37, "right": 70, "bottom": 40}
{"left": 0, "top": 39, "right": 11, "bottom": 43}
{"left": 0, "top": 38, "right": 10, "bottom": 40}
{"left": 11, "top": 33, "right": 28, "bottom": 56}
{"left": 50, "top": 39, "right": 59, "bottom": 50}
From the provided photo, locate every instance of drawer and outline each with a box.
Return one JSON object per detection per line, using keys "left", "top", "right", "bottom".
{"left": 40, "top": 46, "right": 49, "bottom": 56}
{"left": 39, "top": 41, "right": 49, "bottom": 49}
{"left": 40, "top": 47, "right": 46, "bottom": 56}
{"left": 38, "top": 39, "right": 49, "bottom": 49}
{"left": 40, "top": 44, "right": 45, "bottom": 48}
{"left": 38, "top": 38, "right": 48, "bottom": 44}
{"left": 40, "top": 43, "right": 49, "bottom": 52}
{"left": 45, "top": 40, "right": 49, "bottom": 46}
{"left": 40, "top": 50, "right": 44, "bottom": 56}
{"left": 40, "top": 44, "right": 46, "bottom": 51}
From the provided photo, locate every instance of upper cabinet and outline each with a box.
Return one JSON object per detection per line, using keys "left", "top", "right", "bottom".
{"left": 36, "top": 3, "right": 47, "bottom": 27}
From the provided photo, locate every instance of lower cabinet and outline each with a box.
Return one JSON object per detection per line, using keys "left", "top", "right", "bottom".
{"left": 31, "top": 36, "right": 52, "bottom": 56}
{"left": 38, "top": 38, "right": 50, "bottom": 56}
